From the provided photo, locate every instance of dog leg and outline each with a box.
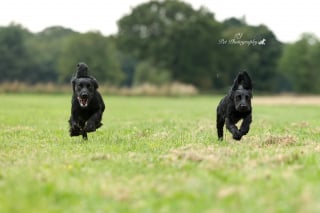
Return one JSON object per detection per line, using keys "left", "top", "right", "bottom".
{"left": 216, "top": 114, "right": 225, "bottom": 140}
{"left": 69, "top": 117, "right": 82, "bottom": 136}
{"left": 84, "top": 111, "right": 103, "bottom": 133}
{"left": 70, "top": 127, "right": 81, "bottom": 136}
{"left": 82, "top": 131, "right": 88, "bottom": 140}
{"left": 239, "top": 115, "right": 252, "bottom": 136}
{"left": 226, "top": 118, "right": 241, "bottom": 140}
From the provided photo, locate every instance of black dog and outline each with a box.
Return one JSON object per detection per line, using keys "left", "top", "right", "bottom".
{"left": 216, "top": 71, "right": 253, "bottom": 141}
{"left": 69, "top": 63, "right": 105, "bottom": 139}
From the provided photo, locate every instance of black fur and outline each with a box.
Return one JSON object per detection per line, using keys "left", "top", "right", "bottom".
{"left": 216, "top": 71, "right": 253, "bottom": 141}
{"left": 69, "top": 63, "right": 105, "bottom": 139}
{"left": 72, "top": 63, "right": 98, "bottom": 91}
{"left": 76, "top": 62, "right": 89, "bottom": 77}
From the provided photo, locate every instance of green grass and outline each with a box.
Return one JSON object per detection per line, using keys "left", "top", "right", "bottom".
{"left": 1, "top": 94, "right": 320, "bottom": 212}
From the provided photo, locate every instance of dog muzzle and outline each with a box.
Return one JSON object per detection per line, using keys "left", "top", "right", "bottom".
{"left": 77, "top": 96, "right": 89, "bottom": 107}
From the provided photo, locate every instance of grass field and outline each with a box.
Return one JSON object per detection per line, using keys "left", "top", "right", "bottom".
{"left": 1, "top": 94, "right": 320, "bottom": 212}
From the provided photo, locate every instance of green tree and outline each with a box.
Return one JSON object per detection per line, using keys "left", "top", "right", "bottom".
{"left": 278, "top": 33, "right": 320, "bottom": 93}
{"left": 133, "top": 61, "right": 171, "bottom": 86}
{"left": 166, "top": 9, "right": 222, "bottom": 89}
{"left": 117, "top": 0, "right": 196, "bottom": 60}
{"left": 246, "top": 25, "right": 282, "bottom": 92}
{"left": 219, "top": 19, "right": 282, "bottom": 92}
{"left": 27, "top": 26, "right": 78, "bottom": 82}
{"left": 117, "top": 0, "right": 223, "bottom": 89}
{"left": 58, "top": 32, "right": 124, "bottom": 85}
{"left": 0, "top": 24, "right": 34, "bottom": 82}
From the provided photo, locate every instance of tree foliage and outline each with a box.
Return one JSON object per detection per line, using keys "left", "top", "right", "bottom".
{"left": 117, "top": 0, "right": 222, "bottom": 89}
{"left": 220, "top": 21, "right": 282, "bottom": 91}
{"left": 57, "top": 32, "right": 124, "bottom": 85}
{"left": 278, "top": 33, "right": 320, "bottom": 93}
{"left": 0, "top": 24, "right": 33, "bottom": 82}
{"left": 0, "top": 0, "right": 319, "bottom": 94}
{"left": 133, "top": 60, "right": 171, "bottom": 86}
{"left": 27, "top": 26, "right": 77, "bottom": 82}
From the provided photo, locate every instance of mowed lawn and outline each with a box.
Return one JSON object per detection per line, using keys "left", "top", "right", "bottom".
{"left": 1, "top": 94, "right": 320, "bottom": 212}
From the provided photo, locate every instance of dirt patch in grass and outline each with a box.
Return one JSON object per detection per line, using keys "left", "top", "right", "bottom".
{"left": 160, "top": 144, "right": 237, "bottom": 169}
{"left": 161, "top": 144, "right": 220, "bottom": 164}
{"left": 261, "top": 152, "right": 303, "bottom": 166}
{"left": 262, "top": 135, "right": 297, "bottom": 146}
{"left": 291, "top": 121, "right": 310, "bottom": 128}
{"left": 4, "top": 126, "right": 35, "bottom": 133}
{"left": 217, "top": 185, "right": 244, "bottom": 199}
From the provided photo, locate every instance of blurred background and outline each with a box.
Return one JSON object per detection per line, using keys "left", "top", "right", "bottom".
{"left": 1, "top": 0, "right": 320, "bottom": 95}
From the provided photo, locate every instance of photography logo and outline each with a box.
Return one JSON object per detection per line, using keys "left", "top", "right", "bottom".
{"left": 218, "top": 33, "right": 267, "bottom": 46}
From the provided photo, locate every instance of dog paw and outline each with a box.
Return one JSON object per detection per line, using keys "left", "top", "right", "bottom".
{"left": 84, "top": 122, "right": 96, "bottom": 132}
{"left": 70, "top": 121, "right": 80, "bottom": 130}
{"left": 70, "top": 128, "right": 81, "bottom": 136}
{"left": 82, "top": 132, "right": 88, "bottom": 140}
{"left": 96, "top": 122, "right": 103, "bottom": 129}
{"left": 233, "top": 135, "right": 242, "bottom": 140}
{"left": 240, "top": 129, "right": 249, "bottom": 136}
{"left": 232, "top": 131, "right": 242, "bottom": 140}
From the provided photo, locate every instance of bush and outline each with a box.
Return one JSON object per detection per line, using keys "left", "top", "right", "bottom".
{"left": 0, "top": 81, "right": 198, "bottom": 96}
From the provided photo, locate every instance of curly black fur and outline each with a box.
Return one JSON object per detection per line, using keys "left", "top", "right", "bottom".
{"left": 76, "top": 62, "right": 89, "bottom": 78}
{"left": 216, "top": 71, "right": 253, "bottom": 141}
{"left": 69, "top": 63, "right": 105, "bottom": 139}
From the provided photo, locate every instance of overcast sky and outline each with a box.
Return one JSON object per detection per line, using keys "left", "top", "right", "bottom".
{"left": 1, "top": 0, "right": 319, "bottom": 43}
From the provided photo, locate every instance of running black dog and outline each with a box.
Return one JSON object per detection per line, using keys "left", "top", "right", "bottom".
{"left": 69, "top": 63, "right": 105, "bottom": 139}
{"left": 216, "top": 71, "right": 253, "bottom": 141}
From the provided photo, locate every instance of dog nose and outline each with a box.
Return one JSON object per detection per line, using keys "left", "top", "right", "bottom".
{"left": 240, "top": 104, "right": 248, "bottom": 110}
{"left": 81, "top": 93, "right": 88, "bottom": 99}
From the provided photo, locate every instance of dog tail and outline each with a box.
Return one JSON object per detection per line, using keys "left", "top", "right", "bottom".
{"left": 232, "top": 71, "right": 252, "bottom": 91}
{"left": 71, "top": 62, "right": 99, "bottom": 90}
{"left": 76, "top": 62, "right": 89, "bottom": 78}
{"left": 70, "top": 62, "right": 90, "bottom": 92}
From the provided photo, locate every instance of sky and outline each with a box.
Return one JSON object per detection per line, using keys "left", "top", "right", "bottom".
{"left": 1, "top": 0, "right": 320, "bottom": 43}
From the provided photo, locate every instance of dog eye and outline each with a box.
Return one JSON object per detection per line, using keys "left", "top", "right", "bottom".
{"left": 236, "top": 95, "right": 241, "bottom": 100}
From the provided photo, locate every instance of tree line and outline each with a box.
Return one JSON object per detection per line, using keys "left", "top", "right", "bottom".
{"left": 0, "top": 0, "right": 319, "bottom": 93}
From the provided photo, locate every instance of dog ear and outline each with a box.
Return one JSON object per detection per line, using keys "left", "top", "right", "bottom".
{"left": 232, "top": 71, "right": 252, "bottom": 91}
{"left": 71, "top": 78, "right": 76, "bottom": 92}
{"left": 90, "top": 77, "right": 99, "bottom": 89}
{"left": 71, "top": 76, "right": 81, "bottom": 93}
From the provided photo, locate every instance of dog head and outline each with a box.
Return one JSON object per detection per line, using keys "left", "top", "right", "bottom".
{"left": 71, "top": 62, "right": 99, "bottom": 108}
{"left": 72, "top": 62, "right": 99, "bottom": 91}
{"left": 230, "top": 71, "right": 252, "bottom": 113}
{"left": 73, "top": 77, "right": 96, "bottom": 108}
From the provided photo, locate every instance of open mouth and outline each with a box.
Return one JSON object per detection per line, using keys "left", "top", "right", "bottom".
{"left": 77, "top": 96, "right": 88, "bottom": 107}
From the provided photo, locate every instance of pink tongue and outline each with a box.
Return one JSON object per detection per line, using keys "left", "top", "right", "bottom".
{"left": 78, "top": 97, "right": 87, "bottom": 106}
